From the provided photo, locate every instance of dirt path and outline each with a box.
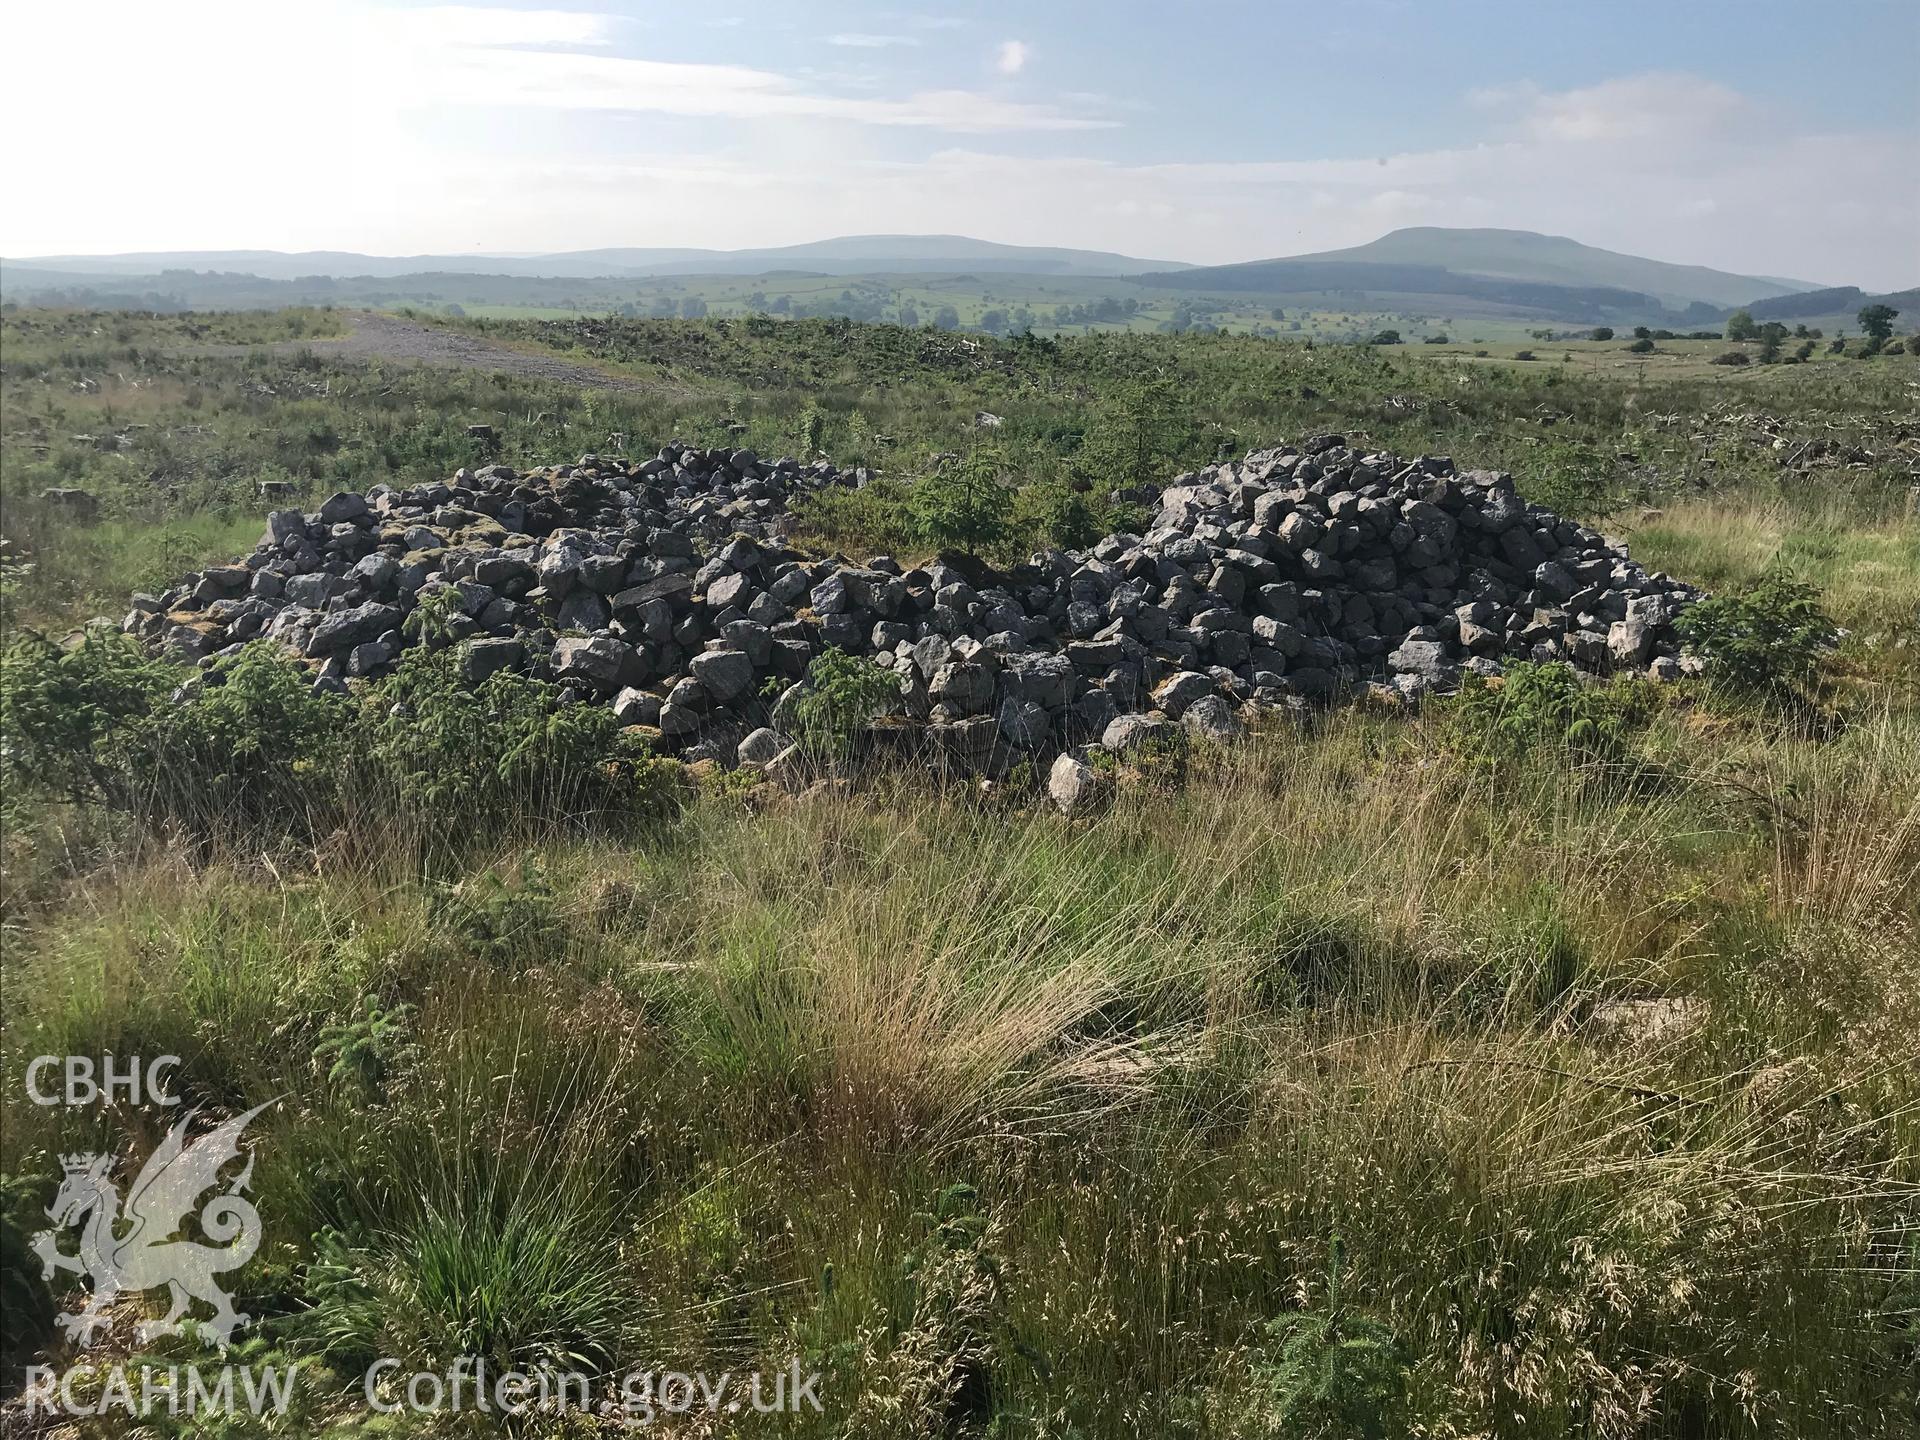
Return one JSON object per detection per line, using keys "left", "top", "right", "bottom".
{"left": 212, "top": 311, "right": 680, "bottom": 396}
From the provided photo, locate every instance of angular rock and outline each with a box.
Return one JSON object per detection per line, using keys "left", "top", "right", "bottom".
{"left": 737, "top": 727, "right": 788, "bottom": 767}
{"left": 118, "top": 433, "right": 1706, "bottom": 771}
{"left": 1048, "top": 752, "right": 1107, "bottom": 817}
{"left": 462, "top": 636, "right": 524, "bottom": 684}
{"left": 1180, "top": 694, "right": 1245, "bottom": 744}
{"left": 553, "top": 636, "right": 639, "bottom": 692}
{"left": 1152, "top": 670, "right": 1214, "bottom": 718}
{"left": 306, "top": 602, "right": 402, "bottom": 657}
{"left": 689, "top": 647, "right": 754, "bottom": 703}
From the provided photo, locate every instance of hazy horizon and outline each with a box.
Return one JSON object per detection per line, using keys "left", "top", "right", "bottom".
{"left": 6, "top": 0, "right": 1917, "bottom": 289}
{"left": 0, "top": 225, "right": 1844, "bottom": 289}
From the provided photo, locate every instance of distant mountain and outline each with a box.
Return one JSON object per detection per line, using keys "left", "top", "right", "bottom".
{"left": 1289, "top": 229, "right": 1816, "bottom": 308}
{"left": 1138, "top": 228, "right": 1822, "bottom": 319}
{"left": 4, "top": 235, "right": 1188, "bottom": 282}
{"left": 573, "top": 235, "right": 1192, "bottom": 277}
{"left": 0, "top": 250, "right": 609, "bottom": 280}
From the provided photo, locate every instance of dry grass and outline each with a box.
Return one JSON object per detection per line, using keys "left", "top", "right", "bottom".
{"left": 1621, "top": 496, "right": 1920, "bottom": 633}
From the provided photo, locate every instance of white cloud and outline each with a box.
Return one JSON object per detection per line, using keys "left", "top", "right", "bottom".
{"left": 829, "top": 33, "right": 919, "bottom": 48}
{"left": 995, "top": 40, "right": 1030, "bottom": 75}
{"left": 431, "top": 50, "right": 1106, "bottom": 129}
{"left": 391, "top": 15, "right": 1086, "bottom": 131}
{"left": 1465, "top": 81, "right": 1536, "bottom": 110}
{"left": 1512, "top": 72, "right": 1748, "bottom": 143}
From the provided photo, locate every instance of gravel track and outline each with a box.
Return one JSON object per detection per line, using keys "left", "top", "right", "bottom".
{"left": 214, "top": 311, "right": 675, "bottom": 395}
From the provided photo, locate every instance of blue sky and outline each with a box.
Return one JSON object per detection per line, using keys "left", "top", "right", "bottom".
{"left": 6, "top": 0, "right": 1916, "bottom": 285}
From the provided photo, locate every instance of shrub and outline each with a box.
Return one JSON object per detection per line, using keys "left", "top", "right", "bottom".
{"left": 1675, "top": 569, "right": 1838, "bottom": 699}
{"left": 1250, "top": 1238, "right": 1409, "bottom": 1439}
{"left": 789, "top": 646, "right": 900, "bottom": 759}
{"left": 0, "top": 626, "right": 170, "bottom": 810}
{"left": 911, "top": 449, "right": 1014, "bottom": 557}
{"left": 1627, "top": 337, "right": 1656, "bottom": 354}
{"left": 2, "top": 627, "right": 684, "bottom": 849}
{"left": 792, "top": 476, "right": 919, "bottom": 556}
{"left": 1437, "top": 661, "right": 1659, "bottom": 774}
{"left": 1, "top": 634, "right": 355, "bottom": 837}
{"left": 427, "top": 857, "right": 565, "bottom": 970}
{"left": 313, "top": 996, "right": 418, "bottom": 1101}
{"left": 1073, "top": 376, "right": 1190, "bottom": 495}
{"left": 371, "top": 644, "right": 681, "bottom": 835}
{"left": 1013, "top": 477, "right": 1107, "bottom": 551}
{"left": 121, "top": 643, "right": 355, "bottom": 837}
{"left": 1520, "top": 439, "right": 1623, "bottom": 519}
{"left": 795, "top": 403, "right": 826, "bottom": 456}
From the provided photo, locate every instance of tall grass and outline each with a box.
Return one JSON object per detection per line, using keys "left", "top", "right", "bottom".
{"left": 4, "top": 686, "right": 1914, "bottom": 1435}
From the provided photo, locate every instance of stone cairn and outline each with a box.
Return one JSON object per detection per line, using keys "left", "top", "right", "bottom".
{"left": 121, "top": 434, "right": 1701, "bottom": 807}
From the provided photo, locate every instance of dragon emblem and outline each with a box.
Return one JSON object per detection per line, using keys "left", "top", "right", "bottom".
{"left": 31, "top": 1101, "right": 273, "bottom": 1350}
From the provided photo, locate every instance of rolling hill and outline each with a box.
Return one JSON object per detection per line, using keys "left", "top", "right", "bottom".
{"left": 7, "top": 227, "right": 1897, "bottom": 335}
{"left": 1273, "top": 228, "right": 1818, "bottom": 308}
{"left": 574, "top": 235, "right": 1193, "bottom": 277}
{"left": 1736, "top": 285, "right": 1920, "bottom": 324}
{"left": 4, "top": 235, "right": 1188, "bottom": 282}
{"left": 1136, "top": 228, "right": 1827, "bottom": 323}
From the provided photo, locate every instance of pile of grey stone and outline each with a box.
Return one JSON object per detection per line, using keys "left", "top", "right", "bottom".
{"left": 121, "top": 434, "right": 1701, "bottom": 789}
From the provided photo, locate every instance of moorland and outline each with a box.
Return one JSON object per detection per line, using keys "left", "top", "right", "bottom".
{"left": 1, "top": 304, "right": 1917, "bottom": 1437}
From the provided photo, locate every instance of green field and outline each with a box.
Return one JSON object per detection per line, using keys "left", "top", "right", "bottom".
{"left": 2, "top": 309, "right": 1918, "bottom": 1438}
{"left": 429, "top": 272, "right": 1577, "bottom": 343}
{"left": 8, "top": 264, "right": 1747, "bottom": 343}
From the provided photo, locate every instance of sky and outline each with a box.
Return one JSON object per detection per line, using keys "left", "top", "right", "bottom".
{"left": 4, "top": 0, "right": 1916, "bottom": 287}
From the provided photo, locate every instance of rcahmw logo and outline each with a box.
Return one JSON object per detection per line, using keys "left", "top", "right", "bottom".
{"left": 18, "top": 1059, "right": 819, "bottom": 1423}
{"left": 32, "top": 1100, "right": 276, "bottom": 1349}
{"left": 21, "top": 1055, "right": 296, "bottom": 1419}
